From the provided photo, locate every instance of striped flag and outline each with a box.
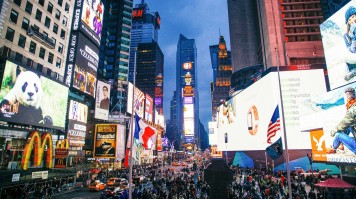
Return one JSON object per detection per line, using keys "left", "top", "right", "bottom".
{"left": 267, "top": 106, "right": 280, "bottom": 144}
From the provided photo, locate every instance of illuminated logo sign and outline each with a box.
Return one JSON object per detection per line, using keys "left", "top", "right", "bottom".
{"left": 183, "top": 86, "right": 194, "bottom": 97}
{"left": 183, "top": 62, "right": 192, "bottom": 70}
{"left": 22, "top": 131, "right": 53, "bottom": 170}
{"left": 155, "top": 74, "right": 163, "bottom": 87}
{"left": 54, "top": 140, "right": 68, "bottom": 168}
{"left": 184, "top": 72, "right": 192, "bottom": 85}
{"left": 309, "top": 129, "right": 327, "bottom": 162}
{"left": 132, "top": 8, "right": 144, "bottom": 18}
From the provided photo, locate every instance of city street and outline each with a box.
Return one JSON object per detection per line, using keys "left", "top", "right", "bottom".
{"left": 53, "top": 189, "right": 101, "bottom": 199}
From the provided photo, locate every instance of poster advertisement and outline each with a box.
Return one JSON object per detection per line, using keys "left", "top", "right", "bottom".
{"left": 94, "top": 124, "right": 118, "bottom": 158}
{"left": 95, "top": 80, "right": 111, "bottom": 120}
{"left": 145, "top": 94, "right": 153, "bottom": 122}
{"left": 67, "top": 100, "right": 88, "bottom": 147}
{"left": 126, "top": 82, "right": 145, "bottom": 118}
{"left": 80, "top": 0, "right": 104, "bottom": 46}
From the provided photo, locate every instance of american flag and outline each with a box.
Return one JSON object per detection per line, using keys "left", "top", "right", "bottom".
{"left": 267, "top": 106, "right": 280, "bottom": 144}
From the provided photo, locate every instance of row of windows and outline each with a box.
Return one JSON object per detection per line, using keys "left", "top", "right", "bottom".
{"left": 285, "top": 35, "right": 321, "bottom": 42}
{"left": 5, "top": 27, "right": 63, "bottom": 68}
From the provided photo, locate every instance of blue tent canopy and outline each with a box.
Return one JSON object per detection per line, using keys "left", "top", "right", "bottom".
{"left": 232, "top": 151, "right": 254, "bottom": 168}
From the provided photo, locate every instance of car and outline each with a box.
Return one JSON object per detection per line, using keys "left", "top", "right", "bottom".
{"left": 107, "top": 178, "right": 121, "bottom": 187}
{"left": 172, "top": 162, "right": 180, "bottom": 166}
{"left": 180, "top": 162, "right": 187, "bottom": 166}
{"left": 100, "top": 187, "right": 123, "bottom": 199}
{"left": 89, "top": 180, "right": 106, "bottom": 191}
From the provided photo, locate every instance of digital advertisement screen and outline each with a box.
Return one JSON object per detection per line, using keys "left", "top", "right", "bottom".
{"left": 184, "top": 104, "right": 194, "bottom": 118}
{"left": 145, "top": 94, "right": 153, "bottom": 122}
{"left": 216, "top": 69, "right": 326, "bottom": 151}
{"left": 95, "top": 80, "right": 110, "bottom": 120}
{"left": 299, "top": 82, "right": 356, "bottom": 163}
{"left": 0, "top": 60, "right": 69, "bottom": 130}
{"left": 184, "top": 119, "right": 194, "bottom": 137}
{"left": 72, "top": 33, "right": 98, "bottom": 97}
{"left": 184, "top": 97, "right": 193, "bottom": 104}
{"left": 67, "top": 100, "right": 88, "bottom": 147}
{"left": 320, "top": 0, "right": 356, "bottom": 90}
{"left": 208, "top": 122, "right": 217, "bottom": 145}
{"left": 94, "top": 124, "right": 118, "bottom": 158}
{"left": 116, "top": 124, "right": 126, "bottom": 160}
{"left": 126, "top": 82, "right": 145, "bottom": 118}
{"left": 80, "top": 0, "right": 104, "bottom": 47}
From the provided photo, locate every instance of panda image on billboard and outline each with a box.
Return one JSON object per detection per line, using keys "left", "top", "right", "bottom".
{"left": 0, "top": 68, "right": 52, "bottom": 125}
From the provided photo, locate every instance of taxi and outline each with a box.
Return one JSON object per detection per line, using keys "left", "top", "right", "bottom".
{"left": 89, "top": 180, "right": 106, "bottom": 191}
{"left": 107, "top": 178, "right": 121, "bottom": 187}
{"left": 172, "top": 162, "right": 180, "bottom": 166}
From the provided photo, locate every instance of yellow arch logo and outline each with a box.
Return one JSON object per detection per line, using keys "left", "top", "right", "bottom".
{"left": 56, "top": 139, "right": 69, "bottom": 149}
{"left": 21, "top": 131, "right": 53, "bottom": 170}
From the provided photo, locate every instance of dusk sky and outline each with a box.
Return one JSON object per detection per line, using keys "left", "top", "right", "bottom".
{"left": 132, "top": 0, "right": 231, "bottom": 131}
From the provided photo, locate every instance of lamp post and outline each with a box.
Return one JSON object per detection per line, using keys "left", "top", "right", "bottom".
{"left": 167, "top": 139, "right": 177, "bottom": 167}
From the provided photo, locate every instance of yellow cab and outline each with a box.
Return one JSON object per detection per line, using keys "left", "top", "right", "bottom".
{"left": 89, "top": 180, "right": 106, "bottom": 191}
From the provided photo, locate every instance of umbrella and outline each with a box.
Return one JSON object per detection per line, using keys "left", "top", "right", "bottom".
{"left": 91, "top": 168, "right": 100, "bottom": 173}
{"left": 315, "top": 178, "right": 355, "bottom": 189}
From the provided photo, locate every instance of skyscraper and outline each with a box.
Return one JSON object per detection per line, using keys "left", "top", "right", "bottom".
{"left": 129, "top": 0, "right": 160, "bottom": 82}
{"left": 135, "top": 41, "right": 164, "bottom": 115}
{"left": 99, "top": 0, "right": 133, "bottom": 115}
{"left": 176, "top": 34, "right": 199, "bottom": 150}
{"left": 210, "top": 35, "right": 232, "bottom": 121}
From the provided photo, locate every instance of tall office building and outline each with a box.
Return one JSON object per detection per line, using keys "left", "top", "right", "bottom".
{"left": 176, "top": 34, "right": 199, "bottom": 150}
{"left": 98, "top": 0, "right": 133, "bottom": 115}
{"left": 0, "top": 0, "right": 74, "bottom": 80}
{"left": 210, "top": 35, "right": 232, "bottom": 121}
{"left": 321, "top": 0, "right": 351, "bottom": 20}
{"left": 227, "top": 0, "right": 262, "bottom": 72}
{"left": 136, "top": 41, "right": 164, "bottom": 115}
{"left": 128, "top": 0, "right": 160, "bottom": 82}
{"left": 228, "top": 0, "right": 325, "bottom": 71}
{"left": 209, "top": 44, "right": 219, "bottom": 82}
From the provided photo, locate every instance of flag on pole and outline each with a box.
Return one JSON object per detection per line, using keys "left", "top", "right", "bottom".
{"left": 267, "top": 106, "right": 280, "bottom": 144}
{"left": 266, "top": 137, "right": 283, "bottom": 160}
{"left": 124, "top": 148, "right": 130, "bottom": 168}
{"left": 135, "top": 114, "right": 156, "bottom": 149}
{"left": 134, "top": 114, "right": 140, "bottom": 140}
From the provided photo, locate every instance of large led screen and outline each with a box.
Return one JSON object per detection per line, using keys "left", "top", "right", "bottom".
{"left": 126, "top": 82, "right": 145, "bottom": 118}
{"left": 80, "top": 0, "right": 104, "bottom": 47}
{"left": 67, "top": 100, "right": 88, "bottom": 147}
{"left": 0, "top": 60, "right": 68, "bottom": 130}
{"left": 95, "top": 80, "right": 110, "bottom": 120}
{"left": 145, "top": 94, "right": 153, "bottom": 122}
{"left": 216, "top": 69, "right": 326, "bottom": 151}
{"left": 320, "top": 0, "right": 356, "bottom": 90}
{"left": 184, "top": 119, "right": 194, "bottom": 136}
{"left": 299, "top": 82, "right": 356, "bottom": 163}
{"left": 184, "top": 104, "right": 194, "bottom": 118}
{"left": 72, "top": 33, "right": 98, "bottom": 97}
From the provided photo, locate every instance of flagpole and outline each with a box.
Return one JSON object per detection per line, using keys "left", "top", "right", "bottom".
{"left": 128, "top": 47, "right": 137, "bottom": 199}
{"left": 275, "top": 47, "right": 292, "bottom": 199}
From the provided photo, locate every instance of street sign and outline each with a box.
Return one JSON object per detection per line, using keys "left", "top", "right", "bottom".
{"left": 12, "top": 173, "right": 20, "bottom": 182}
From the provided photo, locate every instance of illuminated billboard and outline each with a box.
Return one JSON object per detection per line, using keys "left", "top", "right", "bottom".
{"left": 184, "top": 97, "right": 193, "bottom": 104}
{"left": 184, "top": 119, "right": 194, "bottom": 136}
{"left": 0, "top": 60, "right": 69, "bottom": 130}
{"left": 320, "top": 0, "right": 356, "bottom": 90}
{"left": 80, "top": 0, "right": 104, "bottom": 46}
{"left": 184, "top": 104, "right": 194, "bottom": 118}
{"left": 208, "top": 122, "right": 217, "bottom": 145}
{"left": 182, "top": 62, "right": 193, "bottom": 70}
{"left": 145, "top": 94, "right": 153, "bottom": 122}
{"left": 132, "top": 8, "right": 144, "bottom": 19}
{"left": 183, "top": 86, "right": 194, "bottom": 97}
{"left": 300, "top": 82, "right": 356, "bottom": 163}
{"left": 72, "top": 33, "right": 98, "bottom": 97}
{"left": 95, "top": 80, "right": 111, "bottom": 120}
{"left": 67, "top": 100, "right": 88, "bottom": 147}
{"left": 94, "top": 124, "right": 119, "bottom": 158}
{"left": 216, "top": 69, "right": 327, "bottom": 151}
{"left": 126, "top": 82, "right": 145, "bottom": 118}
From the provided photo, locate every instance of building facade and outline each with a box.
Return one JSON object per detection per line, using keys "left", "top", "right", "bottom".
{"left": 210, "top": 36, "right": 232, "bottom": 121}
{"left": 175, "top": 34, "right": 199, "bottom": 150}
{"left": 128, "top": 0, "right": 160, "bottom": 82}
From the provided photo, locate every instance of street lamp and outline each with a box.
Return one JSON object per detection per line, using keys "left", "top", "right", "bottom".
{"left": 167, "top": 139, "right": 177, "bottom": 166}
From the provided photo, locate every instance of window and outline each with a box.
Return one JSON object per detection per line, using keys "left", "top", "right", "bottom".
{"left": 25, "top": 1, "right": 33, "bottom": 14}
{"left": 26, "top": 58, "right": 33, "bottom": 68}
{"left": 21, "top": 17, "right": 29, "bottom": 30}
{"left": 13, "top": 0, "right": 22, "bottom": 7}
{"left": 58, "top": 42, "right": 63, "bottom": 53}
{"left": 52, "top": 37, "right": 56, "bottom": 45}
{"left": 9, "top": 9, "right": 19, "bottom": 24}
{"left": 48, "top": 52, "right": 54, "bottom": 64}
{"left": 15, "top": 52, "right": 23, "bottom": 62}
{"left": 56, "top": 57, "right": 61, "bottom": 68}
{"left": 53, "top": 23, "right": 58, "bottom": 34}
{"left": 18, "top": 34, "right": 26, "bottom": 48}
{"left": 60, "top": 29, "right": 65, "bottom": 39}
{"left": 47, "top": 2, "right": 53, "bottom": 13}
{"left": 47, "top": 68, "right": 52, "bottom": 76}
{"left": 55, "top": 9, "right": 60, "bottom": 20}
{"left": 57, "top": 0, "right": 62, "bottom": 6}
{"left": 65, "top": 2, "right": 70, "bottom": 12}
{"left": 35, "top": 9, "right": 42, "bottom": 21}
{"left": 39, "top": 47, "right": 45, "bottom": 59}
{"left": 45, "top": 17, "right": 51, "bottom": 28}
{"left": 32, "top": 25, "right": 39, "bottom": 32}
{"left": 62, "top": 16, "right": 67, "bottom": 26}
{"left": 29, "top": 41, "right": 36, "bottom": 54}
{"left": 38, "top": 0, "right": 44, "bottom": 6}
{"left": 5, "top": 27, "right": 15, "bottom": 42}
{"left": 43, "top": 31, "right": 48, "bottom": 37}
{"left": 37, "top": 63, "right": 43, "bottom": 72}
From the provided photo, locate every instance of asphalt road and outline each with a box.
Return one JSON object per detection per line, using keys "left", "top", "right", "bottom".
{"left": 53, "top": 189, "right": 101, "bottom": 199}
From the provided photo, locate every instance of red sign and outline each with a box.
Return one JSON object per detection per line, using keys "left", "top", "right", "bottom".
{"left": 183, "top": 86, "right": 194, "bottom": 97}
{"left": 132, "top": 9, "right": 144, "bottom": 18}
